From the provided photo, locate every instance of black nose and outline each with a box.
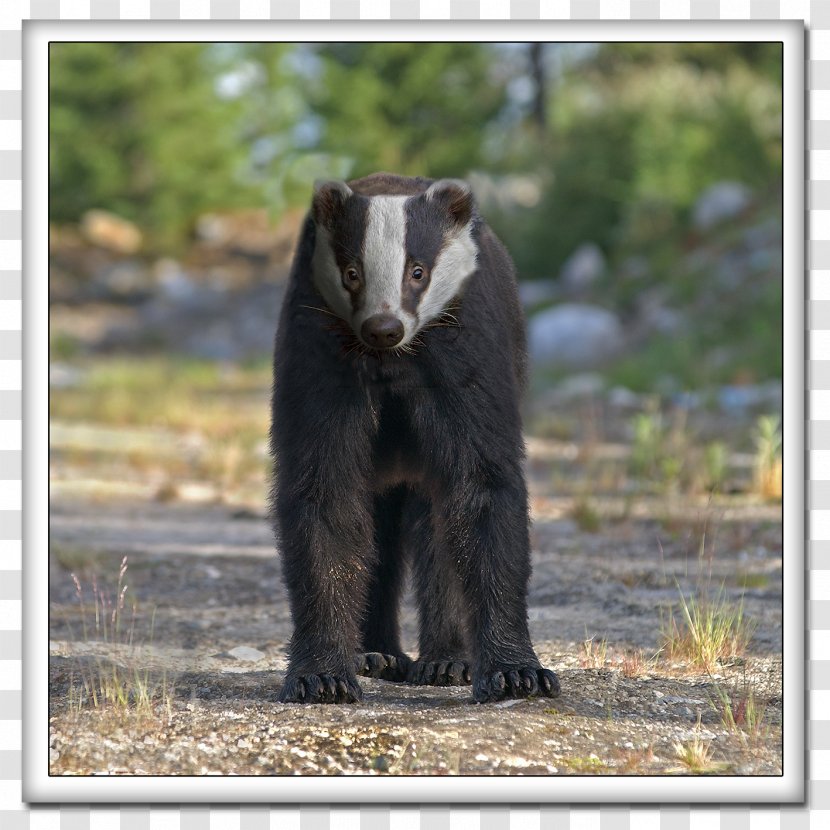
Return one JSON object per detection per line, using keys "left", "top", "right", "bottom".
{"left": 361, "top": 314, "right": 405, "bottom": 348}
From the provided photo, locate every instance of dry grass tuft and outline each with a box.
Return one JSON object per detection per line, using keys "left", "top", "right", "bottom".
{"left": 660, "top": 586, "right": 755, "bottom": 673}
{"left": 616, "top": 744, "right": 654, "bottom": 774}
{"left": 620, "top": 649, "right": 651, "bottom": 679}
{"left": 673, "top": 735, "right": 716, "bottom": 774}
{"left": 65, "top": 556, "right": 172, "bottom": 716}
{"left": 580, "top": 636, "right": 608, "bottom": 669}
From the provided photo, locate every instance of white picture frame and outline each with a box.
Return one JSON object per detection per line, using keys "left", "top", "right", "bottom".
{"left": 26, "top": 17, "right": 804, "bottom": 805}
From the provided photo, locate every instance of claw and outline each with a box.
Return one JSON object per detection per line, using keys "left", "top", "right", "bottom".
{"left": 279, "top": 672, "right": 363, "bottom": 704}
{"left": 473, "top": 666, "right": 560, "bottom": 703}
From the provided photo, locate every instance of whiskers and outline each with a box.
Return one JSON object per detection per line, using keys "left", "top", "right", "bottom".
{"left": 301, "top": 302, "right": 461, "bottom": 361}
{"left": 424, "top": 306, "right": 463, "bottom": 331}
{"left": 391, "top": 342, "right": 418, "bottom": 357}
{"left": 299, "top": 304, "right": 340, "bottom": 319}
{"left": 343, "top": 338, "right": 371, "bottom": 359}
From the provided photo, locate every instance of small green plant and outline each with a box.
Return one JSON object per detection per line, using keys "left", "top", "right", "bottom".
{"left": 753, "top": 415, "right": 782, "bottom": 500}
{"left": 660, "top": 584, "right": 755, "bottom": 672}
{"left": 711, "top": 677, "right": 768, "bottom": 744}
{"left": 67, "top": 556, "right": 171, "bottom": 715}
{"left": 630, "top": 409, "right": 664, "bottom": 480}
{"left": 738, "top": 572, "right": 770, "bottom": 590}
{"left": 703, "top": 442, "right": 728, "bottom": 491}
{"left": 564, "top": 754, "right": 608, "bottom": 773}
{"left": 570, "top": 498, "right": 601, "bottom": 533}
{"left": 629, "top": 404, "right": 692, "bottom": 491}
{"left": 50, "top": 331, "right": 81, "bottom": 361}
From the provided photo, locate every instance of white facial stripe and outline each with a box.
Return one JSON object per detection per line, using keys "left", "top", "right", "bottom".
{"left": 311, "top": 226, "right": 352, "bottom": 320}
{"left": 359, "top": 195, "right": 408, "bottom": 319}
{"left": 418, "top": 224, "right": 478, "bottom": 325}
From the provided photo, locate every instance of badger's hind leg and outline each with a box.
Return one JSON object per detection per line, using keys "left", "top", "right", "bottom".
{"left": 357, "top": 485, "right": 413, "bottom": 682}
{"left": 406, "top": 495, "right": 472, "bottom": 687}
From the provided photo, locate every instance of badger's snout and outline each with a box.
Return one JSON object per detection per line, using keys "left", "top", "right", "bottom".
{"left": 361, "top": 314, "right": 405, "bottom": 349}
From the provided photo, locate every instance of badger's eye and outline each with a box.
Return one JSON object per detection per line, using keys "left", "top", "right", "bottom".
{"left": 411, "top": 266, "right": 424, "bottom": 281}
{"left": 343, "top": 267, "right": 360, "bottom": 287}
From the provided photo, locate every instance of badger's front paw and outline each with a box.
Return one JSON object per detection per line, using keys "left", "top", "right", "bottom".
{"left": 407, "top": 659, "right": 471, "bottom": 686}
{"left": 279, "top": 672, "right": 363, "bottom": 704}
{"left": 354, "top": 651, "right": 412, "bottom": 682}
{"left": 473, "top": 666, "right": 560, "bottom": 703}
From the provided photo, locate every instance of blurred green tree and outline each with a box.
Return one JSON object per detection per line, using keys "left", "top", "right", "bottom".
{"left": 50, "top": 42, "right": 253, "bottom": 251}
{"left": 310, "top": 42, "right": 509, "bottom": 178}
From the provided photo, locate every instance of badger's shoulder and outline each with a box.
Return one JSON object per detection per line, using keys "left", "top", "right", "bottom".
{"left": 346, "top": 172, "right": 435, "bottom": 198}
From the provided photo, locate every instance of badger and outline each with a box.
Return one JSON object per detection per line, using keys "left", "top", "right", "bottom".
{"left": 270, "top": 172, "right": 560, "bottom": 704}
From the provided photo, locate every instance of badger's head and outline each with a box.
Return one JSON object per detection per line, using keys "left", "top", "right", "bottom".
{"left": 309, "top": 178, "right": 478, "bottom": 350}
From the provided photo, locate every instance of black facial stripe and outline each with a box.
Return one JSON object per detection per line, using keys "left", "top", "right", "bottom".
{"left": 325, "top": 194, "right": 369, "bottom": 313}
{"left": 405, "top": 194, "right": 450, "bottom": 270}
{"left": 402, "top": 195, "right": 451, "bottom": 316}
{"left": 327, "top": 194, "right": 369, "bottom": 271}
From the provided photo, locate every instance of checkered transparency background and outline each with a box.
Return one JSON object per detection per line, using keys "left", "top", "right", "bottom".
{"left": 0, "top": 0, "right": 821, "bottom": 827}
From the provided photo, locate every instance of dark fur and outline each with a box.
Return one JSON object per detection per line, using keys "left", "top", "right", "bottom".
{"left": 270, "top": 172, "right": 560, "bottom": 703}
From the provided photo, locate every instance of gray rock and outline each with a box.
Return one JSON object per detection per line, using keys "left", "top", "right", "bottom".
{"left": 528, "top": 303, "right": 624, "bottom": 367}
{"left": 553, "top": 372, "right": 605, "bottom": 402}
{"left": 672, "top": 391, "right": 703, "bottom": 411}
{"left": 608, "top": 386, "right": 641, "bottom": 409}
{"left": 49, "top": 362, "right": 86, "bottom": 390}
{"left": 94, "top": 260, "right": 153, "bottom": 301}
{"left": 155, "top": 259, "right": 201, "bottom": 305}
{"left": 227, "top": 646, "right": 266, "bottom": 662}
{"left": 692, "top": 182, "right": 752, "bottom": 231}
{"left": 619, "top": 256, "right": 650, "bottom": 281}
{"left": 641, "top": 303, "right": 685, "bottom": 336}
{"left": 717, "top": 382, "right": 782, "bottom": 414}
{"left": 518, "top": 279, "right": 558, "bottom": 308}
{"left": 743, "top": 216, "right": 781, "bottom": 251}
{"left": 559, "top": 243, "right": 606, "bottom": 293}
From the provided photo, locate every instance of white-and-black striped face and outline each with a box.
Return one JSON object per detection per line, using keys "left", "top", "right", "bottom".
{"left": 310, "top": 179, "right": 478, "bottom": 350}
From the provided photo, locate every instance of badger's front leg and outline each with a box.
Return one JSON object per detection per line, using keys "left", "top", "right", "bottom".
{"left": 274, "top": 392, "right": 377, "bottom": 704}
{"left": 437, "top": 464, "right": 561, "bottom": 703}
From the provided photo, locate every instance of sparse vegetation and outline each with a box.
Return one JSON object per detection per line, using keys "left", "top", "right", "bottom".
{"left": 616, "top": 743, "right": 655, "bottom": 774}
{"left": 673, "top": 734, "right": 720, "bottom": 774}
{"left": 753, "top": 414, "right": 783, "bottom": 501}
{"left": 49, "top": 356, "right": 271, "bottom": 503}
{"left": 620, "top": 649, "right": 651, "bottom": 679}
{"left": 570, "top": 497, "right": 601, "bottom": 533}
{"left": 703, "top": 442, "right": 728, "bottom": 492}
{"left": 64, "top": 557, "right": 172, "bottom": 716}
{"left": 710, "top": 676, "right": 769, "bottom": 744}
{"left": 628, "top": 405, "right": 701, "bottom": 493}
{"left": 580, "top": 636, "right": 608, "bottom": 669}
{"left": 660, "top": 585, "right": 755, "bottom": 673}
{"left": 563, "top": 754, "right": 608, "bottom": 774}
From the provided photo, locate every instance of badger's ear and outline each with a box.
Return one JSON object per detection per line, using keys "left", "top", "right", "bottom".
{"left": 425, "top": 178, "right": 474, "bottom": 227}
{"left": 311, "top": 179, "right": 353, "bottom": 228}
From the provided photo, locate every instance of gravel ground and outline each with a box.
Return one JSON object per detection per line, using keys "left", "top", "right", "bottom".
{"left": 48, "top": 447, "right": 783, "bottom": 777}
